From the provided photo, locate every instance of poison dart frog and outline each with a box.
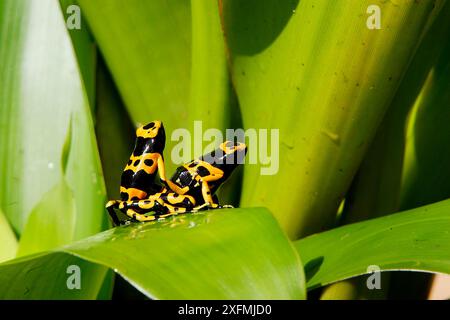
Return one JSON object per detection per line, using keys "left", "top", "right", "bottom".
{"left": 106, "top": 120, "right": 168, "bottom": 225}
{"left": 163, "top": 141, "right": 247, "bottom": 210}
{"left": 107, "top": 137, "right": 247, "bottom": 226}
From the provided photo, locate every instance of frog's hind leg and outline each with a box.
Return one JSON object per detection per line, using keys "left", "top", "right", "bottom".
{"left": 157, "top": 193, "right": 196, "bottom": 217}
{"left": 125, "top": 208, "right": 157, "bottom": 222}
{"left": 119, "top": 198, "right": 168, "bottom": 222}
{"left": 191, "top": 202, "right": 211, "bottom": 212}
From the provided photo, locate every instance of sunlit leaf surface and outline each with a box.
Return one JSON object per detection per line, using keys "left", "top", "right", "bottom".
{"left": 295, "top": 199, "right": 450, "bottom": 290}
{"left": 0, "top": 208, "right": 306, "bottom": 299}
{"left": 221, "top": 0, "right": 443, "bottom": 238}
{"left": 0, "top": 0, "right": 106, "bottom": 240}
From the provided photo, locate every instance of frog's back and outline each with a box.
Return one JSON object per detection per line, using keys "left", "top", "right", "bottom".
{"left": 120, "top": 121, "right": 166, "bottom": 200}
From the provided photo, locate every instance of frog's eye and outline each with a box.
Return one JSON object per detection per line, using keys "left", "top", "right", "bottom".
{"left": 222, "top": 141, "right": 246, "bottom": 153}
{"left": 144, "top": 122, "right": 158, "bottom": 134}
{"left": 143, "top": 122, "right": 155, "bottom": 130}
{"left": 137, "top": 121, "right": 162, "bottom": 137}
{"left": 220, "top": 141, "right": 237, "bottom": 154}
{"left": 225, "top": 141, "right": 234, "bottom": 149}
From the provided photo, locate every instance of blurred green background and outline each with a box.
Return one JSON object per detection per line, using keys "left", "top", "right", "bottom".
{"left": 0, "top": 0, "right": 449, "bottom": 300}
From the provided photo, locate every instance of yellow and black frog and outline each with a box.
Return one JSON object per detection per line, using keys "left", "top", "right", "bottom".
{"left": 106, "top": 121, "right": 247, "bottom": 226}
{"left": 106, "top": 120, "right": 168, "bottom": 225}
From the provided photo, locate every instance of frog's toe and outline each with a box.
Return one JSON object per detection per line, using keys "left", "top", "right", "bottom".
{"left": 207, "top": 203, "right": 223, "bottom": 210}
{"left": 118, "top": 218, "right": 132, "bottom": 226}
{"left": 190, "top": 203, "right": 208, "bottom": 213}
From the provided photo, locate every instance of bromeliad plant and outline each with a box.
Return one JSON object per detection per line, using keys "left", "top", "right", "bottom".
{"left": 0, "top": 0, "right": 449, "bottom": 299}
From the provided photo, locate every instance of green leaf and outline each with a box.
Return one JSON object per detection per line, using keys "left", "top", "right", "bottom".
{"left": 96, "top": 269, "right": 115, "bottom": 300}
{"left": 322, "top": 1, "right": 450, "bottom": 299}
{"left": 0, "top": 208, "right": 306, "bottom": 299}
{"left": 221, "top": 0, "right": 443, "bottom": 238}
{"left": 78, "top": 0, "right": 234, "bottom": 173}
{"left": 17, "top": 179, "right": 76, "bottom": 257}
{"left": 389, "top": 3, "right": 450, "bottom": 298}
{"left": 294, "top": 199, "right": 450, "bottom": 290}
{"left": 94, "top": 58, "right": 136, "bottom": 232}
{"left": 0, "top": 209, "right": 18, "bottom": 263}
{"left": 189, "top": 0, "right": 243, "bottom": 206}
{"left": 0, "top": 0, "right": 106, "bottom": 238}
{"left": 58, "top": 0, "right": 97, "bottom": 108}
{"left": 94, "top": 58, "right": 135, "bottom": 200}
{"left": 0, "top": 251, "right": 107, "bottom": 299}
{"left": 77, "top": 0, "right": 191, "bottom": 127}
{"left": 342, "top": 1, "right": 450, "bottom": 224}
{"left": 77, "top": 0, "right": 190, "bottom": 173}
{"left": 400, "top": 25, "right": 450, "bottom": 210}
{"left": 189, "top": 0, "right": 231, "bottom": 131}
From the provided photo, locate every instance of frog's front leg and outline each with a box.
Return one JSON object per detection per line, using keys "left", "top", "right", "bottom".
{"left": 200, "top": 179, "right": 222, "bottom": 209}
{"left": 191, "top": 183, "right": 234, "bottom": 212}
{"left": 184, "top": 180, "right": 220, "bottom": 213}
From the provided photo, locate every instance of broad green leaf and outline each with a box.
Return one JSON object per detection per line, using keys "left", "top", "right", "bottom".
{"left": 189, "top": 0, "right": 243, "bottom": 206}
{"left": 94, "top": 58, "right": 135, "bottom": 200}
{"left": 59, "top": 0, "right": 97, "bottom": 108}
{"left": 323, "top": 2, "right": 450, "bottom": 299}
{"left": 85, "top": 60, "right": 122, "bottom": 295}
{"left": 391, "top": 4, "right": 450, "bottom": 299}
{"left": 94, "top": 58, "right": 136, "bottom": 232}
{"left": 0, "top": 251, "right": 107, "bottom": 299}
{"left": 189, "top": 0, "right": 231, "bottom": 132}
{"left": 0, "top": 208, "right": 306, "bottom": 299}
{"left": 77, "top": 0, "right": 189, "bottom": 174}
{"left": 400, "top": 30, "right": 450, "bottom": 210}
{"left": 78, "top": 0, "right": 234, "bottom": 173}
{"left": 17, "top": 179, "right": 76, "bottom": 257}
{"left": 342, "top": 1, "right": 450, "bottom": 224}
{"left": 0, "top": 0, "right": 106, "bottom": 238}
{"left": 77, "top": 0, "right": 191, "bottom": 128}
{"left": 0, "top": 0, "right": 30, "bottom": 234}
{"left": 221, "top": 0, "right": 443, "bottom": 238}
{"left": 0, "top": 209, "right": 18, "bottom": 263}
{"left": 295, "top": 199, "right": 450, "bottom": 290}
{"left": 96, "top": 269, "right": 115, "bottom": 300}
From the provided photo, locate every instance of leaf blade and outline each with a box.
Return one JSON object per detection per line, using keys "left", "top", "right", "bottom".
{"left": 295, "top": 199, "right": 450, "bottom": 290}
{"left": 0, "top": 0, "right": 106, "bottom": 239}
{"left": 221, "top": 0, "right": 443, "bottom": 238}
{"left": 0, "top": 209, "right": 18, "bottom": 263}
{"left": 0, "top": 208, "right": 306, "bottom": 299}
{"left": 17, "top": 179, "right": 76, "bottom": 257}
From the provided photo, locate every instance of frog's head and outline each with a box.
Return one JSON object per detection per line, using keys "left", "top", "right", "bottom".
{"left": 135, "top": 120, "right": 166, "bottom": 153}
{"left": 220, "top": 140, "right": 247, "bottom": 157}
{"left": 202, "top": 141, "right": 247, "bottom": 176}
{"left": 136, "top": 120, "right": 163, "bottom": 138}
